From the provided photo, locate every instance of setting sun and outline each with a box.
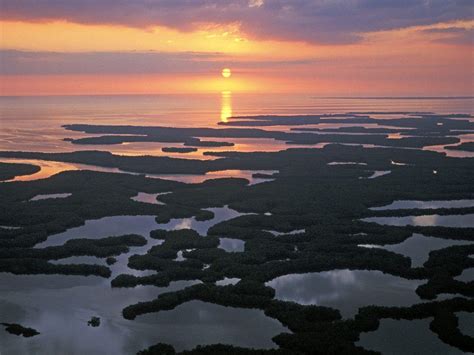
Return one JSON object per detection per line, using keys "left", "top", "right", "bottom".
{"left": 0, "top": 2, "right": 473, "bottom": 354}
{"left": 221, "top": 68, "right": 232, "bottom": 78}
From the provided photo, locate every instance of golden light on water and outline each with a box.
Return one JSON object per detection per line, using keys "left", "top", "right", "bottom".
{"left": 220, "top": 91, "right": 232, "bottom": 123}
{"left": 221, "top": 68, "right": 232, "bottom": 78}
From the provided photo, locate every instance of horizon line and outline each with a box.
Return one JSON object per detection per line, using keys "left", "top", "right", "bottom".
{"left": 1, "top": 94, "right": 473, "bottom": 99}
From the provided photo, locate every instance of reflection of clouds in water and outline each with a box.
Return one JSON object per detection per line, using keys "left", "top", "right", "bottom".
{"left": 216, "top": 277, "right": 241, "bottom": 286}
{"left": 322, "top": 269, "right": 357, "bottom": 285}
{"left": 173, "top": 219, "right": 192, "bottom": 230}
{"left": 30, "top": 193, "right": 72, "bottom": 201}
{"left": 412, "top": 214, "right": 439, "bottom": 226}
{"left": 457, "top": 312, "right": 474, "bottom": 338}
{"left": 455, "top": 268, "right": 474, "bottom": 282}
{"left": 218, "top": 238, "right": 245, "bottom": 252}
{"left": 264, "top": 229, "right": 305, "bottom": 236}
{"left": 366, "top": 170, "right": 391, "bottom": 179}
{"left": 1, "top": 158, "right": 126, "bottom": 182}
{"left": 362, "top": 214, "right": 474, "bottom": 228}
{"left": 266, "top": 270, "right": 424, "bottom": 318}
{"left": 357, "top": 318, "right": 460, "bottom": 355}
{"left": 359, "top": 234, "right": 474, "bottom": 268}
{"left": 174, "top": 250, "right": 186, "bottom": 262}
{"left": 51, "top": 255, "right": 106, "bottom": 266}
{"left": 0, "top": 278, "right": 208, "bottom": 355}
{"left": 137, "top": 300, "right": 287, "bottom": 351}
{"left": 34, "top": 206, "right": 245, "bottom": 278}
{"left": 358, "top": 244, "right": 383, "bottom": 249}
{"left": 131, "top": 192, "right": 166, "bottom": 205}
{"left": 159, "top": 206, "right": 247, "bottom": 236}
{"left": 371, "top": 199, "right": 474, "bottom": 210}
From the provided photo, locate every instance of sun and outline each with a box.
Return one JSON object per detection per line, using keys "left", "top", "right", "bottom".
{"left": 221, "top": 68, "right": 232, "bottom": 78}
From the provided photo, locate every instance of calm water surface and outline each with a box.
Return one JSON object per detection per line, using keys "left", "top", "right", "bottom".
{"left": 357, "top": 318, "right": 462, "bottom": 354}
{"left": 1, "top": 95, "right": 473, "bottom": 353}
{"left": 0, "top": 204, "right": 287, "bottom": 354}
{"left": 358, "top": 233, "right": 474, "bottom": 267}
{"left": 265, "top": 269, "right": 425, "bottom": 318}
{"left": 1, "top": 95, "right": 473, "bottom": 154}
{"left": 362, "top": 214, "right": 474, "bottom": 228}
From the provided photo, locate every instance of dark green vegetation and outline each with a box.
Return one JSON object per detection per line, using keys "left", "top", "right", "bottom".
{"left": 106, "top": 256, "right": 117, "bottom": 265}
{"left": 0, "top": 234, "right": 146, "bottom": 277}
{"left": 54, "top": 112, "right": 474, "bottom": 150}
{"left": 0, "top": 170, "right": 211, "bottom": 276}
{"left": 87, "top": 316, "right": 101, "bottom": 327}
{"left": 446, "top": 142, "right": 474, "bottom": 152}
{"left": 1, "top": 323, "right": 40, "bottom": 337}
{"left": 1, "top": 113, "right": 473, "bottom": 354}
{"left": 138, "top": 343, "right": 293, "bottom": 354}
{"left": 162, "top": 147, "right": 198, "bottom": 153}
{"left": 0, "top": 162, "right": 40, "bottom": 181}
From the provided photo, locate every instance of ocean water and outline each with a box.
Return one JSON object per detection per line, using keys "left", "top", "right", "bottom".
{"left": 1, "top": 94, "right": 473, "bottom": 154}
{"left": 0, "top": 94, "right": 473, "bottom": 354}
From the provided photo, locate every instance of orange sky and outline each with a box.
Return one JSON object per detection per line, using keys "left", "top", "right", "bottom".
{"left": 0, "top": 14, "right": 473, "bottom": 96}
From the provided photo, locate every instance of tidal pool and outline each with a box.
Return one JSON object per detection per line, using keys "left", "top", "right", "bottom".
{"left": 370, "top": 199, "right": 474, "bottom": 211}
{"left": 0, "top": 158, "right": 128, "bottom": 182}
{"left": 264, "top": 229, "right": 306, "bottom": 237}
{"left": 30, "top": 193, "right": 72, "bottom": 201}
{"left": 51, "top": 255, "right": 107, "bottom": 266}
{"left": 0, "top": 225, "right": 21, "bottom": 230}
{"left": 456, "top": 311, "right": 474, "bottom": 337}
{"left": 362, "top": 214, "right": 474, "bottom": 228}
{"left": 147, "top": 169, "right": 278, "bottom": 185}
{"left": 218, "top": 238, "right": 245, "bottom": 252}
{"left": 36, "top": 205, "right": 244, "bottom": 248}
{"left": 34, "top": 206, "right": 245, "bottom": 277}
{"left": 265, "top": 269, "right": 425, "bottom": 318}
{"left": 454, "top": 268, "right": 474, "bottom": 282}
{"left": 358, "top": 233, "right": 474, "bottom": 267}
{"left": 136, "top": 300, "right": 288, "bottom": 351}
{"left": 215, "top": 277, "right": 241, "bottom": 286}
{"left": 130, "top": 192, "right": 169, "bottom": 205}
{"left": 366, "top": 170, "right": 391, "bottom": 179}
{"left": 357, "top": 318, "right": 463, "bottom": 354}
{"left": 174, "top": 250, "right": 188, "bottom": 262}
{"left": 0, "top": 273, "right": 203, "bottom": 355}
{"left": 327, "top": 161, "right": 367, "bottom": 166}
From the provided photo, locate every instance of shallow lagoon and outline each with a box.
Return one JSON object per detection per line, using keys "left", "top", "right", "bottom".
{"left": 30, "top": 193, "right": 72, "bottom": 201}
{"left": 218, "top": 238, "right": 245, "bottom": 252}
{"left": 370, "top": 199, "right": 474, "bottom": 211}
{"left": 148, "top": 169, "right": 278, "bottom": 185}
{"left": 0, "top": 203, "right": 287, "bottom": 354}
{"left": 362, "top": 214, "right": 474, "bottom": 228}
{"left": 2, "top": 97, "right": 474, "bottom": 353}
{"left": 0, "top": 274, "right": 285, "bottom": 354}
{"left": 265, "top": 269, "right": 425, "bottom": 318}
{"left": 357, "top": 318, "right": 462, "bottom": 354}
{"left": 34, "top": 206, "right": 244, "bottom": 278}
{"left": 36, "top": 205, "right": 244, "bottom": 248}
{"left": 456, "top": 311, "right": 474, "bottom": 338}
{"left": 130, "top": 192, "right": 168, "bottom": 205}
{"left": 454, "top": 268, "right": 474, "bottom": 282}
{"left": 358, "top": 233, "right": 474, "bottom": 267}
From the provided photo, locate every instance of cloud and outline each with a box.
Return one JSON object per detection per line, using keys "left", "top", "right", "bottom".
{"left": 1, "top": 0, "right": 472, "bottom": 44}
{"left": 0, "top": 50, "right": 317, "bottom": 75}
{"left": 0, "top": 50, "right": 221, "bottom": 75}
{"left": 248, "top": 0, "right": 264, "bottom": 8}
{"left": 420, "top": 26, "right": 474, "bottom": 45}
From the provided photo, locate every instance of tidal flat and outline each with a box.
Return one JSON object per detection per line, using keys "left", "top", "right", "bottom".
{"left": 0, "top": 108, "right": 473, "bottom": 354}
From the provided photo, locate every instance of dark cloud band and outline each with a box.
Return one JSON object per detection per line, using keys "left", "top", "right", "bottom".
{"left": 1, "top": 0, "right": 472, "bottom": 44}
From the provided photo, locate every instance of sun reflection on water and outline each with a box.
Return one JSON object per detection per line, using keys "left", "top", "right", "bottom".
{"left": 220, "top": 91, "right": 232, "bottom": 123}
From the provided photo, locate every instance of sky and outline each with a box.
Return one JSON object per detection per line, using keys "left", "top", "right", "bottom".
{"left": 0, "top": 0, "right": 473, "bottom": 96}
